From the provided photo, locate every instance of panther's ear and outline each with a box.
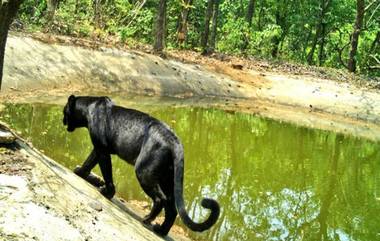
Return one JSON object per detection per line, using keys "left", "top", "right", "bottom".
{"left": 68, "top": 95, "right": 76, "bottom": 109}
{"left": 68, "top": 94, "right": 75, "bottom": 102}
{"left": 104, "top": 96, "right": 113, "bottom": 108}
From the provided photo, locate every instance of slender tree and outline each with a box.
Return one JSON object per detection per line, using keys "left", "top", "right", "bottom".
{"left": 93, "top": 0, "right": 103, "bottom": 29}
{"left": 307, "top": 0, "right": 331, "bottom": 65}
{"left": 242, "top": 0, "right": 255, "bottom": 52}
{"left": 246, "top": 0, "right": 255, "bottom": 27}
{"left": 209, "top": 0, "right": 220, "bottom": 52}
{"left": 201, "top": 0, "right": 213, "bottom": 54}
{"left": 318, "top": 19, "right": 327, "bottom": 66}
{"left": 271, "top": 10, "right": 285, "bottom": 58}
{"left": 0, "top": 0, "right": 24, "bottom": 90}
{"left": 257, "top": 0, "right": 265, "bottom": 31}
{"left": 153, "top": 0, "right": 167, "bottom": 53}
{"left": 46, "top": 0, "right": 60, "bottom": 22}
{"left": 348, "top": 0, "right": 365, "bottom": 72}
{"left": 177, "top": 0, "right": 193, "bottom": 47}
{"left": 271, "top": 0, "right": 291, "bottom": 58}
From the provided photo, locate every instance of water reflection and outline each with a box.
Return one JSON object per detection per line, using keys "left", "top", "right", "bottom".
{"left": 1, "top": 103, "right": 379, "bottom": 241}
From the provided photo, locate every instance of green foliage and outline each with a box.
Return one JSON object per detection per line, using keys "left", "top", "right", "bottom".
{"left": 16, "top": 0, "right": 380, "bottom": 76}
{"left": 125, "top": 8, "right": 154, "bottom": 42}
{"left": 218, "top": 17, "right": 249, "bottom": 54}
{"left": 18, "top": 0, "right": 47, "bottom": 29}
{"left": 248, "top": 24, "right": 283, "bottom": 58}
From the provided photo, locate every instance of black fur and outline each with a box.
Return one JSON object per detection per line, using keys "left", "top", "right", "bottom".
{"left": 63, "top": 95, "right": 220, "bottom": 235}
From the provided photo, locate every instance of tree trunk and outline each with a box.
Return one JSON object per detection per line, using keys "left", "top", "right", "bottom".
{"left": 0, "top": 0, "right": 23, "bottom": 91}
{"left": 317, "top": 0, "right": 331, "bottom": 66}
{"left": 46, "top": 0, "right": 60, "bottom": 22}
{"left": 271, "top": 11, "right": 281, "bottom": 58}
{"left": 209, "top": 0, "right": 220, "bottom": 52}
{"left": 257, "top": 0, "right": 265, "bottom": 31}
{"left": 271, "top": 10, "right": 287, "bottom": 58}
{"left": 177, "top": 0, "right": 192, "bottom": 47}
{"left": 307, "top": 0, "right": 330, "bottom": 65}
{"left": 153, "top": 0, "right": 167, "bottom": 54}
{"left": 201, "top": 0, "right": 213, "bottom": 54}
{"left": 271, "top": 36, "right": 280, "bottom": 58}
{"left": 318, "top": 22, "right": 327, "bottom": 66}
{"left": 348, "top": 0, "right": 365, "bottom": 72}
{"left": 93, "top": 0, "right": 102, "bottom": 29}
{"left": 246, "top": 0, "right": 255, "bottom": 27}
{"left": 242, "top": 0, "right": 255, "bottom": 52}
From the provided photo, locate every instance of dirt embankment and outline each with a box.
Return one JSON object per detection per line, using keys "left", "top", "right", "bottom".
{"left": 2, "top": 33, "right": 380, "bottom": 141}
{"left": 3, "top": 34, "right": 251, "bottom": 98}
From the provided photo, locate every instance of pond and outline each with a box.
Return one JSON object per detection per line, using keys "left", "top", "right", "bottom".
{"left": 1, "top": 100, "right": 380, "bottom": 241}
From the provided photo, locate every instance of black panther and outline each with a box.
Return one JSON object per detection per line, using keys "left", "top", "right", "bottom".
{"left": 63, "top": 95, "right": 220, "bottom": 236}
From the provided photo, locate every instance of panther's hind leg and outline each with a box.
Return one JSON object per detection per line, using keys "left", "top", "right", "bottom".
{"left": 142, "top": 194, "right": 164, "bottom": 224}
{"left": 153, "top": 166, "right": 177, "bottom": 236}
{"left": 135, "top": 167, "right": 167, "bottom": 224}
{"left": 153, "top": 197, "right": 177, "bottom": 236}
{"left": 135, "top": 141, "right": 168, "bottom": 225}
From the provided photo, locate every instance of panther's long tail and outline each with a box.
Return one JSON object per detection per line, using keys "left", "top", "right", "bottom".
{"left": 172, "top": 142, "right": 220, "bottom": 232}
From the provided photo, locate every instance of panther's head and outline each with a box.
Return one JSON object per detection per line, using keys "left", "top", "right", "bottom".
{"left": 63, "top": 95, "right": 77, "bottom": 132}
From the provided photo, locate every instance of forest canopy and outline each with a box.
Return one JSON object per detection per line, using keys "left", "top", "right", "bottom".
{"left": 8, "top": 0, "right": 380, "bottom": 76}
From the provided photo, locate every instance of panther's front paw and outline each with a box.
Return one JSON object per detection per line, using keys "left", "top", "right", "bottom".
{"left": 73, "top": 166, "right": 84, "bottom": 176}
{"left": 152, "top": 224, "right": 169, "bottom": 236}
{"left": 142, "top": 215, "right": 153, "bottom": 225}
{"left": 99, "top": 184, "right": 115, "bottom": 199}
{"left": 87, "top": 173, "right": 105, "bottom": 187}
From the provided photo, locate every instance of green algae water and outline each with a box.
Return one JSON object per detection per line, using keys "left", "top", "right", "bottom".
{"left": 1, "top": 102, "right": 380, "bottom": 241}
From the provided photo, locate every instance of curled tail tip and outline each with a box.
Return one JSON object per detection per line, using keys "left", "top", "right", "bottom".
{"left": 201, "top": 198, "right": 220, "bottom": 213}
{"left": 177, "top": 197, "right": 220, "bottom": 232}
{"left": 200, "top": 198, "right": 220, "bottom": 229}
